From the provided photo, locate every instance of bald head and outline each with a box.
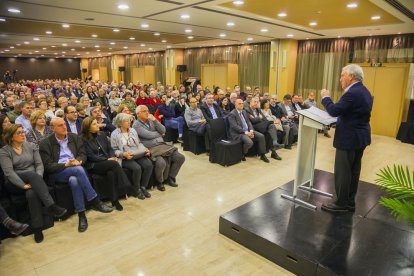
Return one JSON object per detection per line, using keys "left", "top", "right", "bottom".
{"left": 50, "top": 117, "right": 67, "bottom": 138}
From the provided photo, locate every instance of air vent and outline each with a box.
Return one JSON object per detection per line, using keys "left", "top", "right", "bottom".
{"left": 384, "top": 0, "right": 414, "bottom": 21}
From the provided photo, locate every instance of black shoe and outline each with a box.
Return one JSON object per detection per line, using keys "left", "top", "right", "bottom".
{"left": 49, "top": 204, "right": 67, "bottom": 218}
{"left": 141, "top": 187, "right": 151, "bottom": 198}
{"left": 241, "top": 156, "right": 246, "bottom": 161}
{"left": 34, "top": 229, "right": 44, "bottom": 243}
{"left": 284, "top": 145, "right": 292, "bottom": 150}
{"left": 177, "top": 137, "right": 183, "bottom": 143}
{"left": 157, "top": 184, "right": 166, "bottom": 191}
{"left": 6, "top": 220, "right": 29, "bottom": 236}
{"left": 271, "top": 151, "right": 282, "bottom": 160}
{"left": 260, "top": 154, "right": 270, "bottom": 163}
{"left": 112, "top": 200, "right": 123, "bottom": 211}
{"left": 137, "top": 189, "right": 146, "bottom": 200}
{"left": 165, "top": 177, "right": 178, "bottom": 187}
{"left": 78, "top": 216, "right": 88, "bottom": 232}
{"left": 321, "top": 203, "right": 348, "bottom": 213}
{"left": 91, "top": 199, "right": 113, "bottom": 213}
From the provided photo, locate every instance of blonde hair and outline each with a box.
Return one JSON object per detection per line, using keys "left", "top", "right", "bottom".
{"left": 30, "top": 110, "right": 46, "bottom": 129}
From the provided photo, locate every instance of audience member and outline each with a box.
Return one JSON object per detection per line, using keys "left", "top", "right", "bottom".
{"left": 158, "top": 94, "right": 184, "bottom": 142}
{"left": 26, "top": 111, "right": 53, "bottom": 146}
{"left": 15, "top": 101, "right": 33, "bottom": 132}
{"left": 64, "top": 105, "right": 82, "bottom": 134}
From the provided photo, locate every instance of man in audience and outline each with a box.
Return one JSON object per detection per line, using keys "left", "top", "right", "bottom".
{"left": 215, "top": 89, "right": 226, "bottom": 104}
{"left": 89, "top": 106, "right": 116, "bottom": 135}
{"left": 15, "top": 101, "right": 33, "bottom": 132}
{"left": 243, "top": 94, "right": 253, "bottom": 109}
{"left": 278, "top": 94, "right": 299, "bottom": 124}
{"left": 39, "top": 117, "right": 113, "bottom": 233}
{"left": 158, "top": 94, "right": 184, "bottom": 142}
{"left": 229, "top": 93, "right": 238, "bottom": 111}
{"left": 245, "top": 97, "right": 282, "bottom": 160}
{"left": 270, "top": 95, "right": 296, "bottom": 149}
{"left": 69, "top": 95, "right": 78, "bottom": 106}
{"left": 133, "top": 105, "right": 185, "bottom": 189}
{"left": 292, "top": 95, "right": 309, "bottom": 111}
{"left": 234, "top": 85, "right": 246, "bottom": 101}
{"left": 64, "top": 105, "right": 83, "bottom": 134}
{"left": 184, "top": 98, "right": 209, "bottom": 149}
{"left": 304, "top": 92, "right": 331, "bottom": 138}
{"left": 228, "top": 99, "right": 269, "bottom": 163}
{"left": 201, "top": 93, "right": 223, "bottom": 120}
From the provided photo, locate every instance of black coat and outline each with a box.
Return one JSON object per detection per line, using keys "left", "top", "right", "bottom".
{"left": 82, "top": 132, "right": 115, "bottom": 169}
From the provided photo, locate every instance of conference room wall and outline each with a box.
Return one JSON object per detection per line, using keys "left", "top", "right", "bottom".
{"left": 0, "top": 57, "right": 81, "bottom": 80}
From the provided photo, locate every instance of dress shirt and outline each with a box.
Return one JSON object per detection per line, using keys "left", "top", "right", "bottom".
{"left": 208, "top": 104, "right": 218, "bottom": 119}
{"left": 56, "top": 135, "right": 74, "bottom": 164}
{"left": 68, "top": 121, "right": 78, "bottom": 134}
{"left": 285, "top": 104, "right": 294, "bottom": 117}
{"left": 15, "top": 115, "right": 31, "bottom": 133}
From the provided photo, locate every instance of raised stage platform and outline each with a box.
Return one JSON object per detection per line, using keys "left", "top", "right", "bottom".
{"left": 219, "top": 170, "right": 414, "bottom": 276}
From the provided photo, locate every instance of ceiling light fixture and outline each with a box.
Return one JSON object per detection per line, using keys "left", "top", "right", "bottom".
{"left": 16, "top": 44, "right": 21, "bottom": 46}
{"left": 277, "top": 12, "right": 287, "bottom": 17}
{"left": 75, "top": 40, "right": 81, "bottom": 43}
{"left": 8, "top": 8, "right": 21, "bottom": 13}
{"left": 33, "top": 37, "right": 40, "bottom": 41}
{"left": 154, "top": 32, "right": 160, "bottom": 36}
{"left": 110, "top": 42, "right": 116, "bottom": 45}
{"left": 123, "top": 46, "right": 128, "bottom": 49}
{"left": 140, "top": 43, "right": 146, "bottom": 47}
{"left": 94, "top": 45, "right": 100, "bottom": 48}
{"left": 347, "top": 3, "right": 358, "bottom": 8}
{"left": 23, "top": 41, "right": 30, "bottom": 45}
{"left": 45, "top": 31, "right": 52, "bottom": 34}
{"left": 181, "top": 14, "right": 190, "bottom": 19}
{"left": 185, "top": 28, "right": 192, "bottom": 33}
{"left": 51, "top": 45, "right": 56, "bottom": 48}
{"left": 62, "top": 24, "right": 70, "bottom": 28}
{"left": 247, "top": 37, "right": 253, "bottom": 41}
{"left": 161, "top": 40, "right": 167, "bottom": 43}
{"left": 337, "top": 35, "right": 341, "bottom": 38}
{"left": 129, "top": 37, "right": 135, "bottom": 40}
{"left": 42, "top": 47, "right": 46, "bottom": 50}
{"left": 188, "top": 36, "right": 194, "bottom": 39}
{"left": 309, "top": 22, "right": 317, "bottom": 26}
{"left": 219, "top": 33, "right": 226, "bottom": 37}
{"left": 371, "top": 15, "right": 381, "bottom": 20}
{"left": 260, "top": 28, "right": 269, "bottom": 32}
{"left": 233, "top": 1, "right": 244, "bottom": 5}
{"left": 149, "top": 48, "right": 153, "bottom": 50}
{"left": 97, "top": 49, "right": 101, "bottom": 52}
{"left": 71, "top": 48, "right": 75, "bottom": 51}
{"left": 10, "top": 46, "right": 14, "bottom": 49}
{"left": 226, "top": 22, "right": 235, "bottom": 27}
{"left": 113, "top": 28, "right": 120, "bottom": 32}
{"left": 91, "top": 34, "right": 98, "bottom": 38}
{"left": 141, "top": 23, "right": 149, "bottom": 28}
{"left": 82, "top": 46, "right": 85, "bottom": 49}
{"left": 118, "top": 4, "right": 129, "bottom": 10}
{"left": 62, "top": 43, "right": 68, "bottom": 46}
{"left": 0, "top": 18, "right": 6, "bottom": 22}
{"left": 287, "top": 34, "right": 294, "bottom": 37}
{"left": 167, "top": 45, "right": 171, "bottom": 48}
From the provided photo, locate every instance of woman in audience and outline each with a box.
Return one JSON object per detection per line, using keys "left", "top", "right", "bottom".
{"left": 0, "top": 114, "right": 11, "bottom": 139}
{"left": 110, "top": 113, "right": 153, "bottom": 200}
{"left": 261, "top": 99, "right": 284, "bottom": 132}
{"left": 0, "top": 124, "right": 67, "bottom": 243}
{"left": 219, "top": 97, "right": 230, "bottom": 117}
{"left": 136, "top": 91, "right": 150, "bottom": 106}
{"left": 80, "top": 117, "right": 132, "bottom": 211}
{"left": 46, "top": 98, "right": 56, "bottom": 118}
{"left": 76, "top": 103, "right": 88, "bottom": 119}
{"left": 121, "top": 91, "right": 137, "bottom": 114}
{"left": 37, "top": 99, "right": 53, "bottom": 123}
{"left": 26, "top": 111, "right": 53, "bottom": 146}
{"left": 109, "top": 91, "right": 121, "bottom": 114}
{"left": 148, "top": 90, "right": 161, "bottom": 106}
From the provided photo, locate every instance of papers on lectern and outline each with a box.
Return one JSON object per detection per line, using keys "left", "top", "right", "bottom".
{"left": 296, "top": 106, "right": 337, "bottom": 126}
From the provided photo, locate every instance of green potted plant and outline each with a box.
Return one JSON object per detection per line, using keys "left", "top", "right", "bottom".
{"left": 375, "top": 164, "right": 414, "bottom": 224}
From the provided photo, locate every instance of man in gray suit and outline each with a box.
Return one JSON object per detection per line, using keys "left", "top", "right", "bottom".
{"left": 228, "top": 99, "right": 269, "bottom": 163}
{"left": 133, "top": 105, "right": 185, "bottom": 188}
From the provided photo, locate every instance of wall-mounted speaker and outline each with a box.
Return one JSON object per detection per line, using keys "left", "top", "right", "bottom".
{"left": 82, "top": 68, "right": 87, "bottom": 73}
{"left": 176, "top": 65, "right": 187, "bottom": 72}
{"left": 119, "top": 66, "right": 125, "bottom": 72}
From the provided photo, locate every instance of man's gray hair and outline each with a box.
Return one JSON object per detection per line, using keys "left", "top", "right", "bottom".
{"left": 113, "top": 113, "right": 131, "bottom": 127}
{"left": 342, "top": 64, "right": 364, "bottom": 82}
{"left": 135, "top": 105, "right": 147, "bottom": 113}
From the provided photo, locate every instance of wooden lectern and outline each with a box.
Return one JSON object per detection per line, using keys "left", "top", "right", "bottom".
{"left": 281, "top": 107, "right": 337, "bottom": 209}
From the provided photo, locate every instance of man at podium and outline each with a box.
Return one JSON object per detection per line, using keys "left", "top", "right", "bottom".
{"left": 320, "top": 64, "right": 373, "bottom": 213}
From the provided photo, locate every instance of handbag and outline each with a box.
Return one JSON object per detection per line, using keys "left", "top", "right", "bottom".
{"left": 150, "top": 143, "right": 177, "bottom": 158}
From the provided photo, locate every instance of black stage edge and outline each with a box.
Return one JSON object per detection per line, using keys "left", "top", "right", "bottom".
{"left": 219, "top": 170, "right": 414, "bottom": 276}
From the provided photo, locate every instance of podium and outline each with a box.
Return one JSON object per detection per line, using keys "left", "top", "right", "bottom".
{"left": 281, "top": 107, "right": 337, "bottom": 209}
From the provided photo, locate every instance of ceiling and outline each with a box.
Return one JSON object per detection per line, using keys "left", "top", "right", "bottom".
{"left": 0, "top": 0, "right": 412, "bottom": 59}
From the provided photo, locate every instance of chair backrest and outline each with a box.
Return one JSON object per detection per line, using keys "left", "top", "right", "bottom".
{"left": 209, "top": 118, "right": 227, "bottom": 141}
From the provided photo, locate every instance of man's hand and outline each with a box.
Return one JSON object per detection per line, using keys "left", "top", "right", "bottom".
{"left": 148, "top": 114, "right": 156, "bottom": 121}
{"left": 247, "top": 131, "right": 254, "bottom": 139}
{"left": 108, "top": 157, "right": 118, "bottom": 161}
{"left": 321, "top": 89, "right": 330, "bottom": 98}
{"left": 123, "top": 152, "right": 133, "bottom": 160}
{"left": 200, "top": 118, "right": 206, "bottom": 123}
{"left": 274, "top": 119, "right": 281, "bottom": 124}
{"left": 144, "top": 148, "right": 151, "bottom": 156}
{"left": 23, "top": 184, "right": 32, "bottom": 190}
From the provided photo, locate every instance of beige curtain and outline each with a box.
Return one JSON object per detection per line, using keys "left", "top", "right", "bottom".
{"left": 125, "top": 52, "right": 166, "bottom": 85}
{"left": 353, "top": 34, "right": 414, "bottom": 63}
{"left": 239, "top": 43, "right": 270, "bottom": 93}
{"left": 295, "top": 39, "right": 351, "bottom": 105}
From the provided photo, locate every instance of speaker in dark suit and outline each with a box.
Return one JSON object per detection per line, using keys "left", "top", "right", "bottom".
{"left": 320, "top": 64, "right": 373, "bottom": 213}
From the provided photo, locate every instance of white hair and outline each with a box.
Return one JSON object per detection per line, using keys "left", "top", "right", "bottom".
{"left": 342, "top": 64, "right": 364, "bottom": 82}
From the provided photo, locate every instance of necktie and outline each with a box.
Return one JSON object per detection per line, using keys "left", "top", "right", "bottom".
{"left": 239, "top": 112, "right": 248, "bottom": 131}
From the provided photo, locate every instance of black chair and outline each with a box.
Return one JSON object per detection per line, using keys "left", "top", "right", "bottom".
{"left": 182, "top": 121, "right": 206, "bottom": 155}
{"left": 164, "top": 127, "right": 179, "bottom": 143}
{"left": 49, "top": 182, "right": 75, "bottom": 219}
{"left": 90, "top": 173, "right": 127, "bottom": 202}
{"left": 209, "top": 118, "right": 243, "bottom": 166}
{"left": 246, "top": 132, "right": 272, "bottom": 157}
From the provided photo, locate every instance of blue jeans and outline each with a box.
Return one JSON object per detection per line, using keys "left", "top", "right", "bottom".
{"left": 53, "top": 166, "right": 97, "bottom": 213}
{"left": 165, "top": 117, "right": 184, "bottom": 135}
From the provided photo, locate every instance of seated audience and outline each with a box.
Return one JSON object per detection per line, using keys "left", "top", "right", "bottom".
{"left": 80, "top": 117, "right": 132, "bottom": 211}
{"left": 26, "top": 110, "right": 53, "bottom": 146}
{"left": 134, "top": 105, "right": 185, "bottom": 189}
{"left": 228, "top": 99, "right": 269, "bottom": 163}
{"left": 278, "top": 94, "right": 299, "bottom": 124}
{"left": 64, "top": 105, "right": 83, "bottom": 134}
{"left": 184, "top": 99, "right": 207, "bottom": 135}
{"left": 108, "top": 91, "right": 121, "bottom": 115}
{"left": 90, "top": 106, "right": 116, "bottom": 135}
{"left": 0, "top": 114, "right": 11, "bottom": 142}
{"left": 158, "top": 94, "right": 184, "bottom": 142}
{"left": 201, "top": 93, "right": 223, "bottom": 120}
{"left": 218, "top": 97, "right": 230, "bottom": 117}
{"left": 292, "top": 94, "right": 309, "bottom": 111}
{"left": 261, "top": 99, "right": 292, "bottom": 149}
{"left": 76, "top": 103, "right": 88, "bottom": 120}
{"left": 6, "top": 100, "right": 21, "bottom": 123}
{"left": 121, "top": 91, "right": 137, "bottom": 114}
{"left": 39, "top": 117, "right": 113, "bottom": 233}
{"left": 0, "top": 124, "right": 67, "bottom": 242}
{"left": 110, "top": 113, "right": 153, "bottom": 198}
{"left": 136, "top": 91, "right": 150, "bottom": 106}
{"left": 15, "top": 101, "right": 33, "bottom": 133}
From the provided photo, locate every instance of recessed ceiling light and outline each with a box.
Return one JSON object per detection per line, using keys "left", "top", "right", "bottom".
{"left": 33, "top": 37, "right": 40, "bottom": 41}
{"left": 4, "top": 49, "right": 10, "bottom": 52}
{"left": 75, "top": 40, "right": 81, "bottom": 43}
{"left": 309, "top": 22, "right": 317, "bottom": 26}
{"left": 16, "top": 44, "right": 20, "bottom": 46}
{"left": 35, "top": 50, "right": 39, "bottom": 53}
{"left": 77, "top": 53, "right": 80, "bottom": 56}
{"left": 109, "top": 48, "right": 112, "bottom": 50}
{"left": 277, "top": 12, "right": 287, "bottom": 17}
{"left": 306, "top": 38, "right": 309, "bottom": 40}
{"left": 8, "top": 8, "right": 21, "bottom": 13}
{"left": 118, "top": 4, "right": 129, "bottom": 10}
{"left": 41, "top": 54, "right": 44, "bottom": 57}
{"left": 149, "top": 48, "right": 153, "bottom": 50}
{"left": 398, "top": 32, "right": 402, "bottom": 34}
{"left": 188, "top": 36, "right": 194, "bottom": 39}
{"left": 62, "top": 43, "right": 68, "bottom": 46}
{"left": 23, "top": 41, "right": 30, "bottom": 45}
{"left": 18, "top": 54, "right": 21, "bottom": 56}
{"left": 62, "top": 24, "right": 70, "bottom": 28}
{"left": 91, "top": 34, "right": 98, "bottom": 38}
{"left": 226, "top": 22, "right": 235, "bottom": 27}
{"left": 10, "top": 46, "right": 14, "bottom": 49}
{"left": 94, "top": 45, "right": 100, "bottom": 48}
{"left": 51, "top": 45, "right": 56, "bottom": 48}
{"left": 123, "top": 46, "right": 128, "bottom": 49}
{"left": 233, "top": 1, "right": 244, "bottom": 5}
{"left": 54, "top": 53, "right": 58, "bottom": 55}
{"left": 61, "top": 51, "right": 66, "bottom": 54}
{"left": 161, "top": 40, "right": 167, "bottom": 43}
{"left": 219, "top": 33, "right": 226, "bottom": 37}
{"left": 108, "top": 53, "right": 112, "bottom": 55}
{"left": 185, "top": 28, "right": 192, "bottom": 33}
{"left": 110, "top": 42, "right": 116, "bottom": 45}
{"left": 167, "top": 45, "right": 171, "bottom": 48}
{"left": 82, "top": 46, "right": 85, "bottom": 49}
{"left": 42, "top": 47, "right": 46, "bottom": 50}
{"left": 129, "top": 37, "right": 135, "bottom": 40}
{"left": 154, "top": 32, "right": 160, "bottom": 36}
{"left": 45, "top": 31, "right": 52, "bottom": 34}
{"left": 113, "top": 28, "right": 120, "bottom": 32}
{"left": 97, "top": 49, "right": 101, "bottom": 52}
{"left": 141, "top": 23, "right": 149, "bottom": 28}
{"left": 287, "top": 34, "right": 294, "bottom": 37}
{"left": 337, "top": 35, "right": 341, "bottom": 38}
{"left": 0, "top": 18, "right": 6, "bottom": 22}
{"left": 71, "top": 48, "right": 75, "bottom": 51}
{"left": 140, "top": 43, "right": 146, "bottom": 47}
{"left": 347, "top": 3, "right": 358, "bottom": 8}
{"left": 371, "top": 15, "right": 381, "bottom": 20}
{"left": 247, "top": 37, "right": 253, "bottom": 41}
{"left": 86, "top": 52, "right": 90, "bottom": 54}
{"left": 180, "top": 14, "right": 190, "bottom": 19}
{"left": 260, "top": 28, "right": 269, "bottom": 33}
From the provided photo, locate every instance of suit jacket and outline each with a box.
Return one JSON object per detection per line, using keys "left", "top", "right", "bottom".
{"left": 269, "top": 103, "right": 284, "bottom": 119}
{"left": 322, "top": 82, "right": 373, "bottom": 151}
{"left": 227, "top": 109, "right": 254, "bottom": 140}
{"left": 65, "top": 117, "right": 83, "bottom": 134}
{"left": 82, "top": 131, "right": 116, "bottom": 169}
{"left": 278, "top": 102, "right": 296, "bottom": 118}
{"left": 200, "top": 103, "right": 223, "bottom": 120}
{"left": 244, "top": 106, "right": 271, "bottom": 133}
{"left": 39, "top": 133, "right": 87, "bottom": 175}
{"left": 132, "top": 119, "right": 166, "bottom": 148}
